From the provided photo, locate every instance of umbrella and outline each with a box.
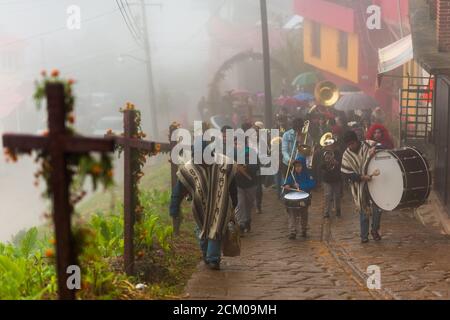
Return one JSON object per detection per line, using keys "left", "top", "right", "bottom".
{"left": 291, "top": 71, "right": 324, "bottom": 88}
{"left": 339, "top": 84, "right": 362, "bottom": 95}
{"left": 230, "top": 89, "right": 252, "bottom": 98}
{"left": 274, "top": 96, "right": 306, "bottom": 108}
{"left": 334, "top": 92, "right": 378, "bottom": 112}
{"left": 293, "top": 92, "right": 314, "bottom": 102}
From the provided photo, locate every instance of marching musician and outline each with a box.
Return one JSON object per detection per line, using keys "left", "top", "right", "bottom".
{"left": 235, "top": 122, "right": 260, "bottom": 234}
{"left": 281, "top": 118, "right": 306, "bottom": 187}
{"left": 320, "top": 135, "right": 343, "bottom": 219}
{"left": 282, "top": 156, "right": 316, "bottom": 240}
{"left": 253, "top": 121, "right": 266, "bottom": 214}
{"left": 341, "top": 131, "right": 382, "bottom": 244}
{"left": 281, "top": 118, "right": 305, "bottom": 166}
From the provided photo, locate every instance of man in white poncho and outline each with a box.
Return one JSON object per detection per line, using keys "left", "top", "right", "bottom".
{"left": 341, "top": 130, "right": 382, "bottom": 243}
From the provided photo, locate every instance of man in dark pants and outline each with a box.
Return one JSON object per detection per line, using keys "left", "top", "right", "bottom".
{"left": 341, "top": 131, "right": 380, "bottom": 243}
{"left": 253, "top": 121, "right": 265, "bottom": 214}
{"left": 169, "top": 141, "right": 238, "bottom": 270}
{"left": 321, "top": 141, "right": 342, "bottom": 218}
{"left": 235, "top": 122, "right": 259, "bottom": 233}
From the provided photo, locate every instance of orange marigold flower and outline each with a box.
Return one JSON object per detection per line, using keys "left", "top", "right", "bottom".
{"left": 67, "top": 114, "right": 75, "bottom": 124}
{"left": 4, "top": 148, "right": 18, "bottom": 162}
{"left": 45, "top": 249, "right": 54, "bottom": 258}
{"left": 137, "top": 251, "right": 145, "bottom": 259}
{"left": 81, "top": 281, "right": 90, "bottom": 290}
{"left": 42, "top": 130, "right": 49, "bottom": 137}
{"left": 107, "top": 170, "right": 114, "bottom": 178}
{"left": 126, "top": 102, "right": 135, "bottom": 110}
{"left": 51, "top": 69, "right": 60, "bottom": 77}
{"left": 68, "top": 78, "right": 76, "bottom": 85}
{"left": 106, "top": 129, "right": 113, "bottom": 135}
{"left": 91, "top": 164, "right": 103, "bottom": 175}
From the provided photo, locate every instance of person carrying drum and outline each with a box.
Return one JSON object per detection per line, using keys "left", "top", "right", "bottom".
{"left": 341, "top": 130, "right": 381, "bottom": 243}
{"left": 282, "top": 156, "right": 316, "bottom": 240}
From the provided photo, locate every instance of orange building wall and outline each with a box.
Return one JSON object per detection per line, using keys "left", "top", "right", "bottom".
{"left": 303, "top": 19, "right": 359, "bottom": 83}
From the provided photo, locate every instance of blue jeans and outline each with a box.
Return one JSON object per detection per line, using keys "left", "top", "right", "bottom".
{"left": 196, "top": 228, "right": 221, "bottom": 264}
{"left": 360, "top": 206, "right": 382, "bottom": 240}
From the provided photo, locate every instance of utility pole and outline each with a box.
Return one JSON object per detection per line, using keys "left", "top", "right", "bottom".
{"left": 260, "top": 0, "right": 273, "bottom": 130}
{"left": 140, "top": 0, "right": 158, "bottom": 139}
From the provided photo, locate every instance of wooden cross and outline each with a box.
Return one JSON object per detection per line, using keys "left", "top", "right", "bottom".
{"left": 107, "top": 109, "right": 178, "bottom": 275}
{"left": 2, "top": 83, "right": 115, "bottom": 300}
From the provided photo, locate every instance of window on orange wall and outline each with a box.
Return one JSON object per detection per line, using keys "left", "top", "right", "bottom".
{"left": 311, "top": 21, "right": 321, "bottom": 58}
{"left": 338, "top": 31, "right": 348, "bottom": 69}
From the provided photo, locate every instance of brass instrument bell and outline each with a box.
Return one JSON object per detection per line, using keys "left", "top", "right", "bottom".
{"left": 297, "top": 144, "right": 312, "bottom": 156}
{"left": 320, "top": 132, "right": 336, "bottom": 147}
{"left": 314, "top": 81, "right": 340, "bottom": 107}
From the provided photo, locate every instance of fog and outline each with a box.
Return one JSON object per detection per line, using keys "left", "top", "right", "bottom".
{"left": 0, "top": 0, "right": 295, "bottom": 241}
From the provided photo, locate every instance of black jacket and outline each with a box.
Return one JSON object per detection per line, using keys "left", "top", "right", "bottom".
{"left": 320, "top": 150, "right": 342, "bottom": 183}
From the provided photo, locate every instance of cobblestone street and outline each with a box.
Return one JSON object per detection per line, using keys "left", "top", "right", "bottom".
{"left": 185, "top": 186, "right": 450, "bottom": 300}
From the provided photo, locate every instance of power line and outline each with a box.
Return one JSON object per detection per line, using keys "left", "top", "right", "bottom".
{"left": 124, "top": 0, "right": 144, "bottom": 38}
{"left": 116, "top": 0, "right": 143, "bottom": 47}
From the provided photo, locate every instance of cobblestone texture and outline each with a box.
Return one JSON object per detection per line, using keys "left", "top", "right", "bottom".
{"left": 184, "top": 186, "right": 450, "bottom": 300}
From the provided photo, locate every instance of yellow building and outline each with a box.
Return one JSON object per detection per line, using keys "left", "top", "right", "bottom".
{"left": 303, "top": 19, "right": 359, "bottom": 83}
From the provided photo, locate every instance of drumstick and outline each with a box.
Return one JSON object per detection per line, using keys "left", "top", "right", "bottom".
{"left": 290, "top": 171, "right": 302, "bottom": 192}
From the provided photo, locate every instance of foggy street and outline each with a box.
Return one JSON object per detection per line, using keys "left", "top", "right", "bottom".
{"left": 186, "top": 188, "right": 450, "bottom": 300}
{"left": 2, "top": 0, "right": 450, "bottom": 305}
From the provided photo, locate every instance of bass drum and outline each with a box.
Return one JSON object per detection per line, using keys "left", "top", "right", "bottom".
{"left": 366, "top": 147, "right": 431, "bottom": 211}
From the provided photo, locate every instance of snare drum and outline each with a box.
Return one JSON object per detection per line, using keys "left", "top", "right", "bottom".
{"left": 365, "top": 147, "right": 431, "bottom": 211}
{"left": 284, "top": 191, "right": 311, "bottom": 208}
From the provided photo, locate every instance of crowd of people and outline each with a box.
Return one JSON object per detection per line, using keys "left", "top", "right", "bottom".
{"left": 169, "top": 102, "right": 396, "bottom": 270}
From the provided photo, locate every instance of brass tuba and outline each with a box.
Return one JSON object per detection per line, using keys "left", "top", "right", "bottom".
{"left": 314, "top": 80, "right": 340, "bottom": 107}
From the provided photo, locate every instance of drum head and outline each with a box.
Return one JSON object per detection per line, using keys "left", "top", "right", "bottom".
{"left": 284, "top": 191, "right": 309, "bottom": 200}
{"left": 367, "top": 151, "right": 403, "bottom": 211}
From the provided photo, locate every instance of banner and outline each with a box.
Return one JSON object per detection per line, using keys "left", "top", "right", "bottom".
{"left": 378, "top": 34, "right": 413, "bottom": 74}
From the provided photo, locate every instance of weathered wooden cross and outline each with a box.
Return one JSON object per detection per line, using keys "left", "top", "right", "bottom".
{"left": 2, "top": 83, "right": 115, "bottom": 300}
{"left": 107, "top": 109, "right": 178, "bottom": 275}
